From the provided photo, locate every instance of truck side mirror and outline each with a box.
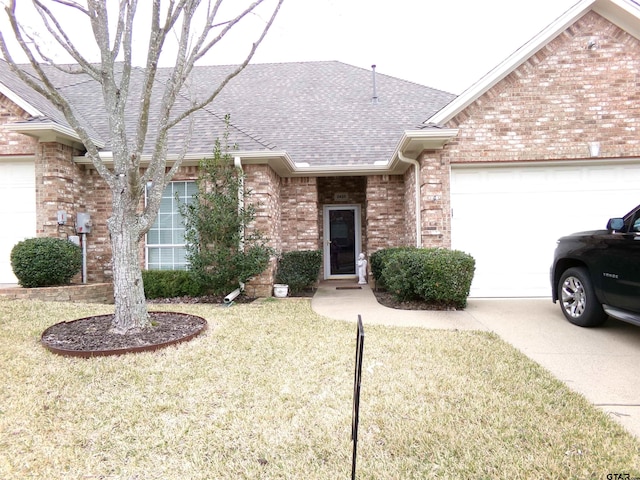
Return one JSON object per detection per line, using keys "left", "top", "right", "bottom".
{"left": 606, "top": 218, "right": 625, "bottom": 231}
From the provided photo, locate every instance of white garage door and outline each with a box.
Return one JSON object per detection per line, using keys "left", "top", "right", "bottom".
{"left": 0, "top": 160, "right": 36, "bottom": 283}
{"left": 451, "top": 161, "right": 640, "bottom": 297}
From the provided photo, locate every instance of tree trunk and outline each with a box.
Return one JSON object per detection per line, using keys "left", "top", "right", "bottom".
{"left": 108, "top": 209, "right": 149, "bottom": 334}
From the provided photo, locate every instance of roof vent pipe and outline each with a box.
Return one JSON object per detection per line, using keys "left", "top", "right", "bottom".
{"left": 371, "top": 64, "right": 378, "bottom": 104}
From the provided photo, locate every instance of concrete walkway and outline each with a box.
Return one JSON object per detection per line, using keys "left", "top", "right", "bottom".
{"left": 311, "top": 280, "right": 640, "bottom": 439}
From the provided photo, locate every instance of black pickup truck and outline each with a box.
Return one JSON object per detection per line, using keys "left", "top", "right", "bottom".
{"left": 551, "top": 204, "right": 640, "bottom": 328}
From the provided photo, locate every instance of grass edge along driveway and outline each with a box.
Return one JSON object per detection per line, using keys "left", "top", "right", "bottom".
{"left": 1, "top": 298, "right": 639, "bottom": 479}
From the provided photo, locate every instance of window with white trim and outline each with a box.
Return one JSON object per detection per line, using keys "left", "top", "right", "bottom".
{"left": 146, "top": 181, "right": 197, "bottom": 270}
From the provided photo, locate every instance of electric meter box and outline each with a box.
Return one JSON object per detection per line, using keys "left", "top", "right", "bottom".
{"left": 76, "top": 212, "right": 92, "bottom": 234}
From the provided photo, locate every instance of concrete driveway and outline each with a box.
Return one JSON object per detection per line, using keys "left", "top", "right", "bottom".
{"left": 466, "top": 298, "right": 640, "bottom": 440}
{"left": 311, "top": 282, "right": 640, "bottom": 439}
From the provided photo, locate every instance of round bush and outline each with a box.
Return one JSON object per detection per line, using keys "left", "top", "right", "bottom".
{"left": 10, "top": 237, "right": 82, "bottom": 287}
{"left": 382, "top": 248, "right": 475, "bottom": 309}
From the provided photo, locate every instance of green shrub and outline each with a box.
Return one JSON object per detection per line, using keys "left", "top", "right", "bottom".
{"left": 275, "top": 250, "right": 322, "bottom": 294}
{"left": 142, "top": 270, "right": 205, "bottom": 299}
{"left": 370, "top": 247, "right": 416, "bottom": 287}
{"left": 179, "top": 123, "right": 273, "bottom": 295}
{"left": 382, "top": 248, "right": 475, "bottom": 309}
{"left": 10, "top": 237, "right": 82, "bottom": 288}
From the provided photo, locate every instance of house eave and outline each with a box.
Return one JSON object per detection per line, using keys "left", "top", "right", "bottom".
{"left": 388, "top": 129, "right": 459, "bottom": 169}
{"left": 73, "top": 134, "right": 457, "bottom": 177}
{"left": 5, "top": 121, "right": 105, "bottom": 150}
{"left": 0, "top": 81, "right": 43, "bottom": 117}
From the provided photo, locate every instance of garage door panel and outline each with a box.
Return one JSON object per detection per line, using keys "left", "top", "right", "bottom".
{"left": 451, "top": 161, "right": 640, "bottom": 297}
{"left": 0, "top": 161, "right": 36, "bottom": 284}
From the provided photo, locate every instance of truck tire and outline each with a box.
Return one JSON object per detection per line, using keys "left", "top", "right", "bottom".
{"left": 558, "top": 267, "right": 607, "bottom": 327}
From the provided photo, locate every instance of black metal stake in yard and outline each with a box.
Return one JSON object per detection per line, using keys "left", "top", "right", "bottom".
{"left": 351, "top": 315, "right": 365, "bottom": 480}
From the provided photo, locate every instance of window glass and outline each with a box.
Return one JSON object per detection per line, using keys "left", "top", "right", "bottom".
{"left": 146, "top": 181, "right": 195, "bottom": 270}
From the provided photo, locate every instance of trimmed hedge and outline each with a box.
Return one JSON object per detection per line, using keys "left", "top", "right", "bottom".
{"left": 142, "top": 270, "right": 205, "bottom": 299}
{"left": 370, "top": 246, "right": 416, "bottom": 287}
{"left": 275, "top": 250, "right": 322, "bottom": 294}
{"left": 374, "top": 247, "right": 476, "bottom": 309}
{"left": 10, "top": 237, "right": 82, "bottom": 288}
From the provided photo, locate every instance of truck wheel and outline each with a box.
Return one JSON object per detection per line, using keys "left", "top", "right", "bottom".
{"left": 558, "top": 267, "right": 607, "bottom": 327}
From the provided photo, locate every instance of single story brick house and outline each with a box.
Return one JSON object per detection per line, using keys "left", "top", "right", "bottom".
{"left": 1, "top": 0, "right": 640, "bottom": 297}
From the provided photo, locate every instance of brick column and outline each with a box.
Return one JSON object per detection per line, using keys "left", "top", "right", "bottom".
{"left": 244, "top": 164, "right": 282, "bottom": 296}
{"left": 35, "top": 142, "right": 84, "bottom": 240}
{"left": 365, "top": 174, "right": 407, "bottom": 254}
{"left": 418, "top": 153, "right": 450, "bottom": 248}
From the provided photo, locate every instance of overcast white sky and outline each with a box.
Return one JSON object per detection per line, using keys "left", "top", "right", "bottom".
{"left": 245, "top": 0, "right": 580, "bottom": 93}
{"left": 3, "top": 0, "right": 580, "bottom": 94}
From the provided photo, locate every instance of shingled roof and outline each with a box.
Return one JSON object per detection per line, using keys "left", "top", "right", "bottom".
{"left": 1, "top": 60, "right": 455, "bottom": 168}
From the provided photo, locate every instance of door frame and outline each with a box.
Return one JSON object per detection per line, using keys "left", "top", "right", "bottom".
{"left": 323, "top": 204, "right": 362, "bottom": 279}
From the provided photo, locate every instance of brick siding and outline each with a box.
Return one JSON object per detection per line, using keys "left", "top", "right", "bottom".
{"left": 444, "top": 12, "right": 640, "bottom": 163}
{"left": 365, "top": 174, "right": 407, "bottom": 253}
{"left": 0, "top": 96, "right": 38, "bottom": 155}
{"left": 418, "top": 154, "right": 450, "bottom": 248}
{"left": 243, "top": 164, "right": 281, "bottom": 297}
{"left": 0, "top": 283, "right": 114, "bottom": 304}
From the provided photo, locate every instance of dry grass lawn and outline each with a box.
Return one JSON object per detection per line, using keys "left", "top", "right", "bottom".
{"left": 0, "top": 298, "right": 639, "bottom": 479}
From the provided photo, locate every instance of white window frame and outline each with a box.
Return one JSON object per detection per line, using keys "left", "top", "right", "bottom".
{"left": 145, "top": 181, "right": 196, "bottom": 270}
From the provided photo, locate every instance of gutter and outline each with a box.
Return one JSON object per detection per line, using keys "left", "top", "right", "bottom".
{"left": 397, "top": 152, "right": 422, "bottom": 248}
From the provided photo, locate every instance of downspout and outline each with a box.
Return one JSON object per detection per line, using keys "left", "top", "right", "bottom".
{"left": 223, "top": 156, "right": 246, "bottom": 304}
{"left": 234, "top": 156, "right": 245, "bottom": 251}
{"left": 398, "top": 152, "right": 422, "bottom": 248}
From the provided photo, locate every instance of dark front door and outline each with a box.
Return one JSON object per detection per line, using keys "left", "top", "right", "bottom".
{"left": 324, "top": 206, "right": 360, "bottom": 278}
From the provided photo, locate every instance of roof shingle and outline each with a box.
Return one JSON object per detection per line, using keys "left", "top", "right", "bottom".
{"left": 2, "top": 60, "right": 455, "bottom": 167}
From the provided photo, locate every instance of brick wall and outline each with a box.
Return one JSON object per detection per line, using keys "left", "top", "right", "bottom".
{"left": 364, "top": 175, "right": 405, "bottom": 254}
{"left": 444, "top": 11, "right": 640, "bottom": 163}
{"left": 34, "top": 143, "right": 116, "bottom": 283}
{"left": 243, "top": 164, "right": 281, "bottom": 296}
{"left": 0, "top": 96, "right": 38, "bottom": 155}
{"left": 418, "top": 153, "right": 450, "bottom": 248}
{"left": 36, "top": 142, "right": 86, "bottom": 240}
{"left": 281, "top": 176, "right": 320, "bottom": 251}
{"left": 402, "top": 166, "right": 417, "bottom": 247}
{"left": 83, "top": 171, "right": 113, "bottom": 283}
{"left": 0, "top": 283, "right": 114, "bottom": 304}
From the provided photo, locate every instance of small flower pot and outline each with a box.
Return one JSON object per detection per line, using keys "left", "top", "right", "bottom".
{"left": 273, "top": 284, "right": 289, "bottom": 298}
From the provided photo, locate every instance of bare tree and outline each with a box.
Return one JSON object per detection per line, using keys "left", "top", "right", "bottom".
{"left": 0, "top": 0, "right": 284, "bottom": 334}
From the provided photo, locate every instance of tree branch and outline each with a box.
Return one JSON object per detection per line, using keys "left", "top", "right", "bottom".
{"left": 0, "top": 0, "right": 115, "bottom": 185}
{"left": 168, "top": 0, "right": 283, "bottom": 129}
{"left": 32, "top": 0, "right": 100, "bottom": 78}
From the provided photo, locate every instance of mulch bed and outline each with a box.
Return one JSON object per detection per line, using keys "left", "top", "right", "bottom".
{"left": 147, "top": 293, "right": 256, "bottom": 304}
{"left": 41, "top": 312, "right": 207, "bottom": 357}
{"left": 371, "top": 289, "right": 459, "bottom": 311}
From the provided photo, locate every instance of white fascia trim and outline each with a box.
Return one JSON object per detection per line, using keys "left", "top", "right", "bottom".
{"left": 74, "top": 128, "right": 459, "bottom": 176}
{"left": 232, "top": 150, "right": 396, "bottom": 176}
{"left": 6, "top": 121, "right": 106, "bottom": 149}
{"left": 427, "top": 0, "right": 597, "bottom": 126}
{"left": 75, "top": 150, "right": 294, "bottom": 166}
{"left": 0, "top": 154, "right": 35, "bottom": 163}
{"left": 0, "top": 82, "right": 43, "bottom": 117}
{"left": 399, "top": 128, "right": 460, "bottom": 145}
{"left": 451, "top": 157, "right": 640, "bottom": 169}
{"left": 388, "top": 129, "right": 459, "bottom": 166}
{"left": 592, "top": 0, "right": 640, "bottom": 37}
{"left": 75, "top": 149, "right": 410, "bottom": 177}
